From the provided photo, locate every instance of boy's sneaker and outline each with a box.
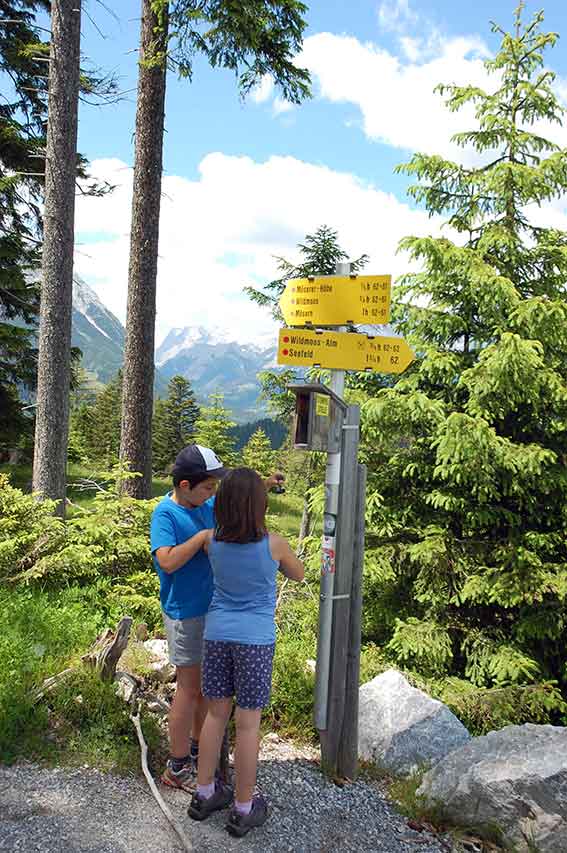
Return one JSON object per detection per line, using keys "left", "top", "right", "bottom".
{"left": 161, "top": 758, "right": 197, "bottom": 792}
{"left": 226, "top": 792, "right": 268, "bottom": 837}
{"left": 188, "top": 780, "right": 233, "bottom": 821}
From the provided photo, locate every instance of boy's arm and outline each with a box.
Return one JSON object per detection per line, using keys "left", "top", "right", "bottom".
{"left": 269, "top": 533, "right": 305, "bottom": 580}
{"left": 155, "top": 529, "right": 212, "bottom": 575}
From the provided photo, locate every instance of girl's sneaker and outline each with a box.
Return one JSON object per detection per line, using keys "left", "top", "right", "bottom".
{"left": 188, "top": 780, "right": 233, "bottom": 821}
{"left": 226, "top": 793, "right": 268, "bottom": 837}
{"left": 161, "top": 758, "right": 197, "bottom": 792}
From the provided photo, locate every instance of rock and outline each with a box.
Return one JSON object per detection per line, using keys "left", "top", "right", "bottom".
{"left": 115, "top": 673, "right": 138, "bottom": 704}
{"left": 263, "top": 732, "right": 280, "bottom": 743}
{"left": 143, "top": 638, "right": 175, "bottom": 683}
{"left": 417, "top": 724, "right": 567, "bottom": 853}
{"left": 358, "top": 669, "right": 471, "bottom": 775}
{"left": 148, "top": 660, "right": 175, "bottom": 683}
{"left": 143, "top": 639, "right": 168, "bottom": 660}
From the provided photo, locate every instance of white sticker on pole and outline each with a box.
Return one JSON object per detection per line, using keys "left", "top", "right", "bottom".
{"left": 321, "top": 536, "right": 336, "bottom": 575}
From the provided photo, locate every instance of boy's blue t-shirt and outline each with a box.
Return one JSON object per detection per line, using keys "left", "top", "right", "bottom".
{"left": 150, "top": 493, "right": 215, "bottom": 620}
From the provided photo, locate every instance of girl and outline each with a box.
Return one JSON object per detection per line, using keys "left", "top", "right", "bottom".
{"left": 187, "top": 467, "right": 304, "bottom": 836}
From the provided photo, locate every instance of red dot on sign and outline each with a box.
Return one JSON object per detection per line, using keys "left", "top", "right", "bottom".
{"left": 283, "top": 336, "right": 290, "bottom": 343}
{"left": 283, "top": 349, "right": 289, "bottom": 355}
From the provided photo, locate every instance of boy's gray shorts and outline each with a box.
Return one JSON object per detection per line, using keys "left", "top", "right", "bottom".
{"left": 163, "top": 612, "right": 205, "bottom": 667}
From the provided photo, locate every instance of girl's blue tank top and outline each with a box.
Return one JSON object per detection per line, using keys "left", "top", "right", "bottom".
{"left": 204, "top": 535, "right": 279, "bottom": 645}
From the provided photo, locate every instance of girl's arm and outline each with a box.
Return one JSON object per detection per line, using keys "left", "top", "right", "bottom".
{"left": 269, "top": 534, "right": 305, "bottom": 581}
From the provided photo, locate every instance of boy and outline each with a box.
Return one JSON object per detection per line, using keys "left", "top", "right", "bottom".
{"left": 150, "top": 444, "right": 282, "bottom": 790}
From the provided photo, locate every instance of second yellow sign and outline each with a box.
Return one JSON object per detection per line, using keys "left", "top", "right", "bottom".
{"left": 277, "top": 328, "right": 415, "bottom": 373}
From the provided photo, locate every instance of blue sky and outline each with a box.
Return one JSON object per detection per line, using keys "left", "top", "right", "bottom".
{"left": 71, "top": 0, "right": 567, "bottom": 343}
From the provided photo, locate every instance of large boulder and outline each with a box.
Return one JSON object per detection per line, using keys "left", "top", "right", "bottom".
{"left": 358, "top": 669, "right": 471, "bottom": 775}
{"left": 417, "top": 724, "right": 567, "bottom": 852}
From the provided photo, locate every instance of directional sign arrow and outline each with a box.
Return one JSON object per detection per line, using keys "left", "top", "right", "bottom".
{"left": 277, "top": 328, "right": 414, "bottom": 374}
{"left": 279, "top": 275, "right": 391, "bottom": 326}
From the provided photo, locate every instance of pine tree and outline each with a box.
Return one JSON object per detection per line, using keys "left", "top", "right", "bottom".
{"left": 245, "top": 224, "right": 369, "bottom": 322}
{"left": 32, "top": 0, "right": 82, "bottom": 513}
{"left": 242, "top": 428, "right": 275, "bottom": 478}
{"left": 0, "top": 3, "right": 49, "bottom": 452}
{"left": 193, "top": 393, "right": 238, "bottom": 468}
{"left": 120, "top": 0, "right": 311, "bottom": 498}
{"left": 361, "top": 5, "right": 567, "bottom": 701}
{"left": 119, "top": 0, "right": 168, "bottom": 498}
{"left": 0, "top": 3, "right": 114, "bottom": 459}
{"left": 85, "top": 372, "right": 122, "bottom": 466}
{"left": 152, "top": 375, "right": 200, "bottom": 472}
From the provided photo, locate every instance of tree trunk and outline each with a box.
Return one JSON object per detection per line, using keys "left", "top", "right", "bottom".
{"left": 32, "top": 0, "right": 81, "bottom": 515}
{"left": 120, "top": 0, "right": 168, "bottom": 498}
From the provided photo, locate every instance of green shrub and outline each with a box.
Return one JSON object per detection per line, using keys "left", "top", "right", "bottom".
{"left": 436, "top": 677, "right": 567, "bottom": 735}
{"left": 0, "top": 468, "right": 157, "bottom": 587}
{"left": 0, "top": 586, "right": 103, "bottom": 761}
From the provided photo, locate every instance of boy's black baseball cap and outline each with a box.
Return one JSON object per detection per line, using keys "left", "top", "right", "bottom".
{"left": 172, "top": 444, "right": 229, "bottom": 481}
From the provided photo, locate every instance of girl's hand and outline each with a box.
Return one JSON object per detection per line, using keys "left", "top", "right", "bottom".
{"left": 264, "top": 472, "right": 285, "bottom": 493}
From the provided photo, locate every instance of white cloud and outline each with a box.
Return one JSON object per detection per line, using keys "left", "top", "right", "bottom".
{"left": 249, "top": 74, "right": 274, "bottom": 104}
{"left": 74, "top": 154, "right": 440, "bottom": 346}
{"left": 300, "top": 30, "right": 567, "bottom": 161}
{"left": 378, "top": 0, "right": 418, "bottom": 33}
{"left": 301, "top": 32, "right": 492, "bottom": 160}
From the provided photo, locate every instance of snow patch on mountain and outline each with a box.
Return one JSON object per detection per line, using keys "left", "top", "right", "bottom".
{"left": 156, "top": 324, "right": 276, "bottom": 365}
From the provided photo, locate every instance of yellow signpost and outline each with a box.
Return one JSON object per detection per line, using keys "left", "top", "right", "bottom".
{"left": 277, "top": 328, "right": 415, "bottom": 374}
{"left": 279, "top": 275, "right": 391, "bottom": 326}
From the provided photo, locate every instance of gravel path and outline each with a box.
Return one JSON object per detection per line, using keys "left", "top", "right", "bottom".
{"left": 0, "top": 735, "right": 451, "bottom": 853}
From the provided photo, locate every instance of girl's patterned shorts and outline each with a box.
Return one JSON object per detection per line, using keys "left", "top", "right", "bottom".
{"left": 202, "top": 640, "right": 276, "bottom": 709}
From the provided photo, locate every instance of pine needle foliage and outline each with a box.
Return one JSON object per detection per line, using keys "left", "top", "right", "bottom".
{"left": 242, "top": 427, "right": 275, "bottom": 477}
{"left": 361, "top": 5, "right": 567, "bottom": 705}
{"left": 193, "top": 392, "right": 239, "bottom": 467}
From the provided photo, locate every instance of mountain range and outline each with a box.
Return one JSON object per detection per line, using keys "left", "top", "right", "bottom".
{"left": 72, "top": 277, "right": 277, "bottom": 422}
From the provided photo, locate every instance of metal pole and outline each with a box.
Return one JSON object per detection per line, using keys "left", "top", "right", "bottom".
{"left": 322, "top": 405, "right": 360, "bottom": 773}
{"left": 314, "top": 261, "right": 350, "bottom": 732}
{"left": 338, "top": 462, "right": 367, "bottom": 779}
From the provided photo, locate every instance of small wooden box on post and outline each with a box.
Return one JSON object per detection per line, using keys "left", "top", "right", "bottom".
{"left": 289, "top": 382, "right": 345, "bottom": 452}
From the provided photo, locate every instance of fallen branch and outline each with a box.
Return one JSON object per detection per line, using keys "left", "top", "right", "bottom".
{"left": 83, "top": 616, "right": 133, "bottom": 681}
{"left": 131, "top": 701, "right": 193, "bottom": 852}
{"left": 33, "top": 667, "right": 76, "bottom": 702}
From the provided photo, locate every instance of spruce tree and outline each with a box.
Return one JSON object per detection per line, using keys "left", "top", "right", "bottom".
{"left": 193, "top": 393, "right": 238, "bottom": 467}
{"left": 152, "top": 375, "right": 200, "bottom": 472}
{"left": 86, "top": 372, "right": 122, "bottom": 466}
{"left": 361, "top": 5, "right": 567, "bottom": 704}
{"left": 242, "top": 428, "right": 275, "bottom": 478}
